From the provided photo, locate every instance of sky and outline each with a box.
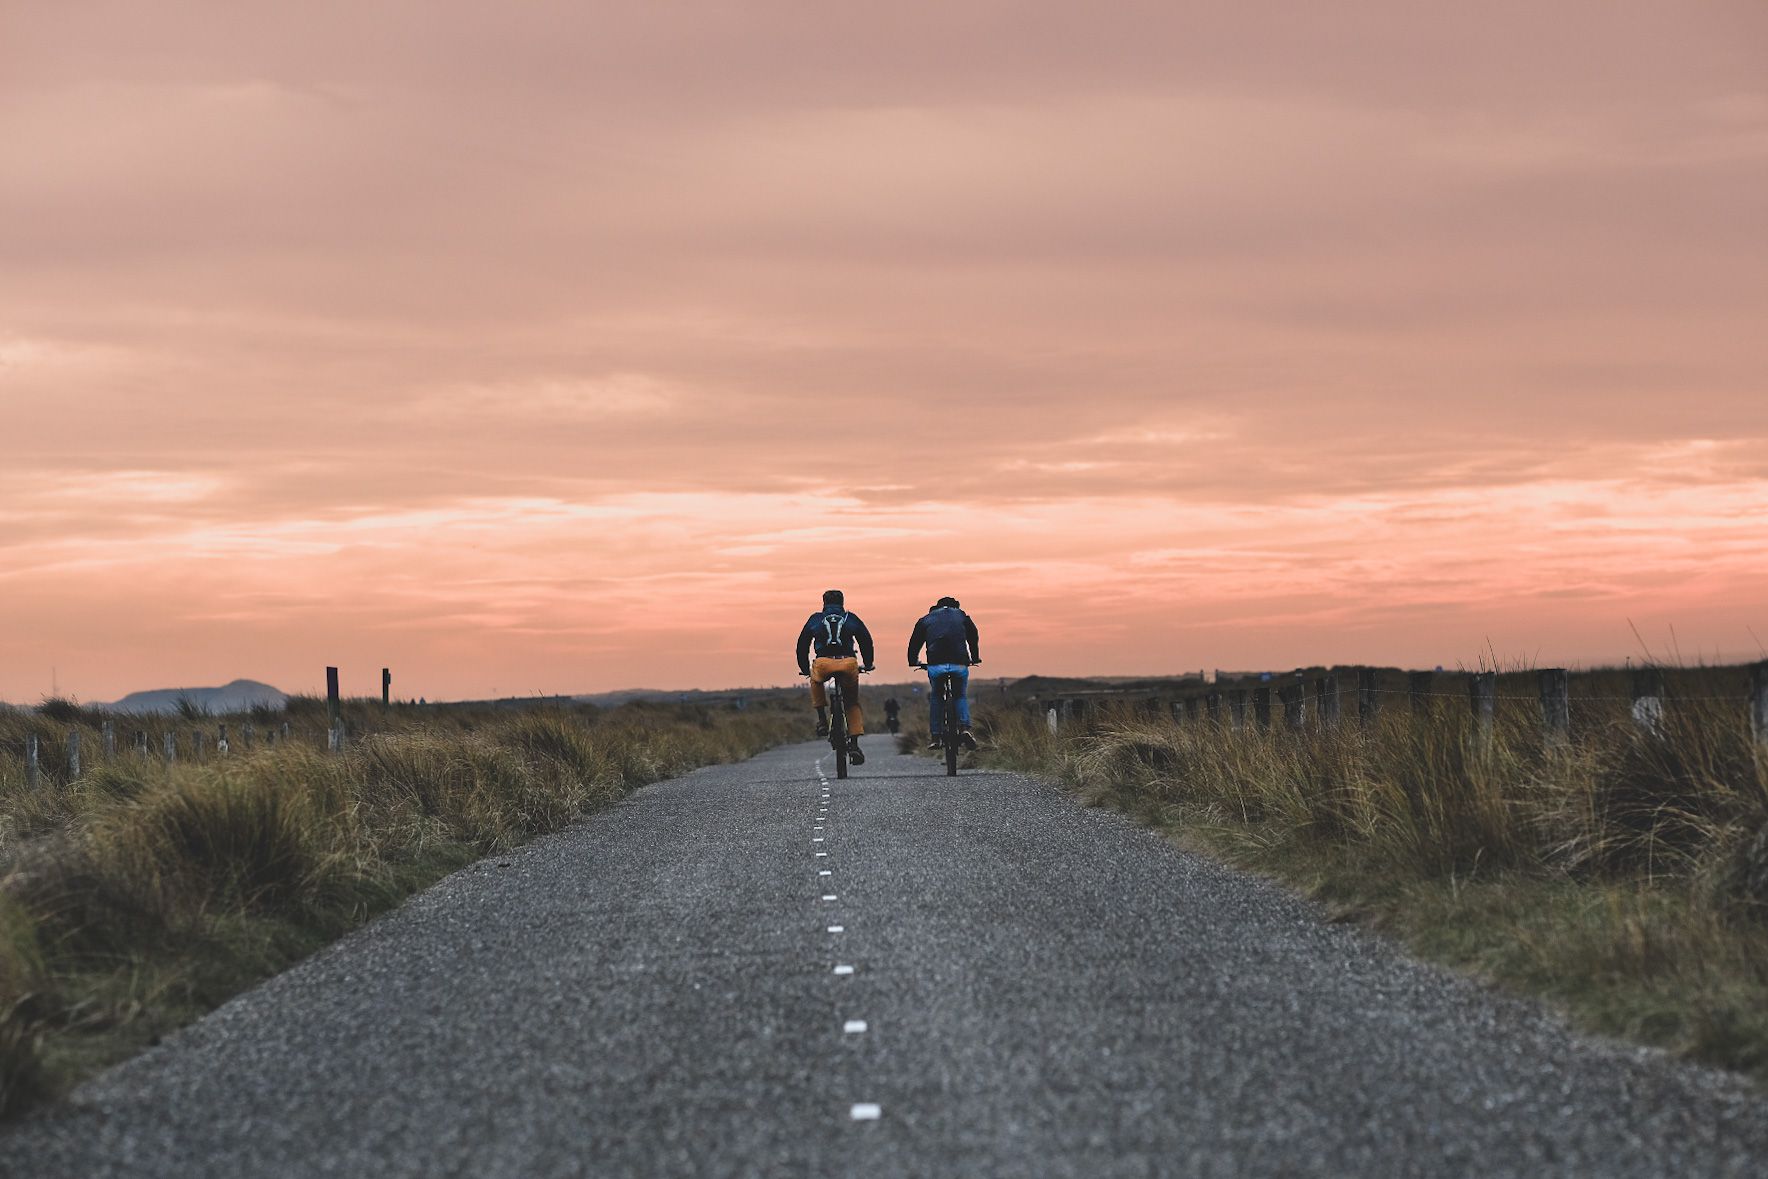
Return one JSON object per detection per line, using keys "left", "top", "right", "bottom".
{"left": 2, "top": 1, "right": 1765, "bottom": 703}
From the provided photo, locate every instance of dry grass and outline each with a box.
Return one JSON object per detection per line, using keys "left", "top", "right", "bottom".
{"left": 0, "top": 699, "right": 799, "bottom": 1115}
{"left": 980, "top": 686, "right": 1768, "bottom": 1078}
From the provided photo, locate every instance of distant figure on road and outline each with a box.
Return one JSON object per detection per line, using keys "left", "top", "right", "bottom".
{"left": 907, "top": 596, "right": 980, "bottom": 751}
{"left": 795, "top": 589, "right": 875, "bottom": 763}
{"left": 883, "top": 696, "right": 901, "bottom": 735}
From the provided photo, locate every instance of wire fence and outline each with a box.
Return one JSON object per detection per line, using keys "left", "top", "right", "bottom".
{"left": 1028, "top": 661, "right": 1768, "bottom": 747}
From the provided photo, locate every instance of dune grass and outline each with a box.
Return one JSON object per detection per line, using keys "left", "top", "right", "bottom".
{"left": 0, "top": 699, "right": 800, "bottom": 1116}
{"left": 978, "top": 686, "right": 1768, "bottom": 1079}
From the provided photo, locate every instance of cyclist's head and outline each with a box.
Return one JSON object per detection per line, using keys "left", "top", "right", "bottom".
{"left": 936, "top": 596, "right": 961, "bottom": 609}
{"left": 823, "top": 589, "right": 845, "bottom": 607}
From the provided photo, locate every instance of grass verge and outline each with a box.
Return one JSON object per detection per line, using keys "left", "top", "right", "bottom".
{"left": 0, "top": 701, "right": 800, "bottom": 1116}
{"left": 976, "top": 696, "right": 1768, "bottom": 1080}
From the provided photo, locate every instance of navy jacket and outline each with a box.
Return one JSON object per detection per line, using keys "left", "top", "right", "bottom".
{"left": 796, "top": 607, "right": 876, "bottom": 674}
{"left": 907, "top": 607, "right": 980, "bottom": 666}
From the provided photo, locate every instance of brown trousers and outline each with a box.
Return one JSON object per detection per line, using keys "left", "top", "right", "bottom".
{"left": 809, "top": 656, "right": 864, "bottom": 735}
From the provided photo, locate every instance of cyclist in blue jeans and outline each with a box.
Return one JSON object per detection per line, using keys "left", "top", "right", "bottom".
{"left": 906, "top": 596, "right": 981, "bottom": 751}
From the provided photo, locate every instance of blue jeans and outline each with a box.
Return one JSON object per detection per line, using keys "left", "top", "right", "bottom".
{"left": 924, "top": 664, "right": 971, "bottom": 734}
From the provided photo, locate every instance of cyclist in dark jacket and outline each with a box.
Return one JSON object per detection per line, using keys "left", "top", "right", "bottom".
{"left": 907, "top": 596, "right": 980, "bottom": 750}
{"left": 795, "top": 589, "right": 875, "bottom": 762}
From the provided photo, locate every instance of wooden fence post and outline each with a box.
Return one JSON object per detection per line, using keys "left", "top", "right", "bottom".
{"left": 243, "top": 723, "right": 255, "bottom": 748}
{"left": 163, "top": 732, "right": 176, "bottom": 763}
{"left": 281, "top": 722, "right": 291, "bottom": 741}
{"left": 1185, "top": 696, "right": 1203, "bottom": 724}
{"left": 1046, "top": 707, "right": 1059, "bottom": 735}
{"left": 1409, "top": 672, "right": 1433, "bottom": 715}
{"left": 1540, "top": 668, "right": 1570, "bottom": 745}
{"left": 1205, "top": 692, "right": 1221, "bottom": 725}
{"left": 67, "top": 730, "right": 81, "bottom": 780}
{"left": 326, "top": 666, "right": 341, "bottom": 742}
{"left": 1357, "top": 668, "right": 1378, "bottom": 727}
{"left": 1470, "top": 672, "right": 1495, "bottom": 747}
{"left": 1319, "top": 672, "right": 1341, "bottom": 729}
{"left": 25, "top": 734, "right": 40, "bottom": 789}
{"left": 134, "top": 730, "right": 148, "bottom": 756}
{"left": 382, "top": 668, "right": 391, "bottom": 707}
{"left": 1252, "top": 686, "right": 1272, "bottom": 731}
{"left": 1279, "top": 683, "right": 1305, "bottom": 731}
{"left": 192, "top": 729, "right": 206, "bottom": 759}
{"left": 1227, "top": 690, "right": 1247, "bottom": 731}
{"left": 218, "top": 723, "right": 230, "bottom": 755}
{"left": 102, "top": 720, "right": 116, "bottom": 759}
{"left": 1630, "top": 667, "right": 1665, "bottom": 735}
{"left": 1750, "top": 662, "right": 1768, "bottom": 751}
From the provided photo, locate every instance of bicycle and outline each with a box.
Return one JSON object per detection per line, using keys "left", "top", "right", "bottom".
{"left": 820, "top": 666, "right": 870, "bottom": 779}
{"left": 914, "top": 663, "right": 962, "bottom": 777}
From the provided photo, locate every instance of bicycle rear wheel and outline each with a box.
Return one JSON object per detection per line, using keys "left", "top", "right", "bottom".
{"left": 942, "top": 682, "right": 959, "bottom": 777}
{"left": 830, "top": 681, "right": 849, "bottom": 779}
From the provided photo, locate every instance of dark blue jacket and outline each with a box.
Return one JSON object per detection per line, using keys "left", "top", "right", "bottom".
{"left": 796, "top": 608, "right": 876, "bottom": 674}
{"left": 908, "top": 607, "right": 980, "bottom": 666}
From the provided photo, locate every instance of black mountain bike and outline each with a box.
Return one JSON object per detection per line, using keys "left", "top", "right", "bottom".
{"left": 916, "top": 664, "right": 962, "bottom": 777}
{"left": 825, "top": 668, "right": 869, "bottom": 779}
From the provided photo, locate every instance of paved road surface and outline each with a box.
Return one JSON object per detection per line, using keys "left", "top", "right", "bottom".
{"left": 6, "top": 739, "right": 1768, "bottom": 1177}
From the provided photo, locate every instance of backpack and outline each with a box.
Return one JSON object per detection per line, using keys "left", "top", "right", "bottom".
{"left": 817, "top": 612, "right": 854, "bottom": 652}
{"left": 921, "top": 608, "right": 969, "bottom": 654}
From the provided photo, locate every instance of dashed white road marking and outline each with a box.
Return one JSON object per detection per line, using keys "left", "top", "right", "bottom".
{"left": 833, "top": 964, "right": 855, "bottom": 976}
{"left": 822, "top": 894, "right": 837, "bottom": 901}
{"left": 816, "top": 852, "right": 828, "bottom": 858}
{"left": 819, "top": 869, "right": 832, "bottom": 876}
{"left": 827, "top": 925, "right": 845, "bottom": 933}
{"left": 844, "top": 1020, "right": 868, "bottom": 1034}
{"left": 851, "top": 1104, "right": 882, "bottom": 1121}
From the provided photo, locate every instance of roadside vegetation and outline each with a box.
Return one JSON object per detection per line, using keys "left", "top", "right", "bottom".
{"left": 0, "top": 699, "right": 800, "bottom": 1116}
{"left": 977, "top": 679, "right": 1768, "bottom": 1080}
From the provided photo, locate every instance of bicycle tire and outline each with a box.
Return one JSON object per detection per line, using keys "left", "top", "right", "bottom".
{"left": 830, "top": 680, "right": 849, "bottom": 780}
{"left": 942, "top": 679, "right": 959, "bottom": 777}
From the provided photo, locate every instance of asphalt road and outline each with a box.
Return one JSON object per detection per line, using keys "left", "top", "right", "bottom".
{"left": 6, "top": 738, "right": 1768, "bottom": 1177}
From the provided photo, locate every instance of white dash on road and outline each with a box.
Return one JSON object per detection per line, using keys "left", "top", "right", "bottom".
{"left": 851, "top": 1104, "right": 882, "bottom": 1121}
{"left": 827, "top": 925, "right": 844, "bottom": 933}
{"left": 822, "top": 894, "right": 837, "bottom": 901}
{"left": 813, "top": 838, "right": 824, "bottom": 843}
{"left": 833, "top": 964, "right": 855, "bottom": 975}
{"left": 844, "top": 1020, "right": 868, "bottom": 1034}
{"left": 816, "top": 852, "right": 828, "bottom": 858}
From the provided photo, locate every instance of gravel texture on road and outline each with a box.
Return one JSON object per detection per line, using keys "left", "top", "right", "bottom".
{"left": 5, "top": 738, "right": 1768, "bottom": 1177}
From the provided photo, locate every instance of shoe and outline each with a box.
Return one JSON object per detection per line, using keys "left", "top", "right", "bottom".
{"left": 960, "top": 729, "right": 978, "bottom": 751}
{"left": 848, "top": 740, "right": 865, "bottom": 766}
{"left": 927, "top": 738, "right": 943, "bottom": 750}
{"left": 815, "top": 722, "right": 829, "bottom": 737}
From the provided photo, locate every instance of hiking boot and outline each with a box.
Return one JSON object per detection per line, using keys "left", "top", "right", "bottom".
{"left": 814, "top": 721, "right": 829, "bottom": 737}
{"left": 959, "top": 729, "right": 978, "bottom": 751}
{"left": 848, "top": 739, "right": 865, "bottom": 766}
{"left": 927, "top": 737, "right": 943, "bottom": 750}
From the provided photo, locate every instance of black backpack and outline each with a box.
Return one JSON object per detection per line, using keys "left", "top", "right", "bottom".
{"left": 817, "top": 612, "right": 854, "bottom": 653}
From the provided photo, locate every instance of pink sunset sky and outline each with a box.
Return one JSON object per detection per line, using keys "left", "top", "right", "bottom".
{"left": 2, "top": 1, "right": 1765, "bottom": 703}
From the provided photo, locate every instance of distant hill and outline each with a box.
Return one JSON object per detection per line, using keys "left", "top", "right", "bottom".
{"left": 107, "top": 679, "right": 288, "bottom": 715}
